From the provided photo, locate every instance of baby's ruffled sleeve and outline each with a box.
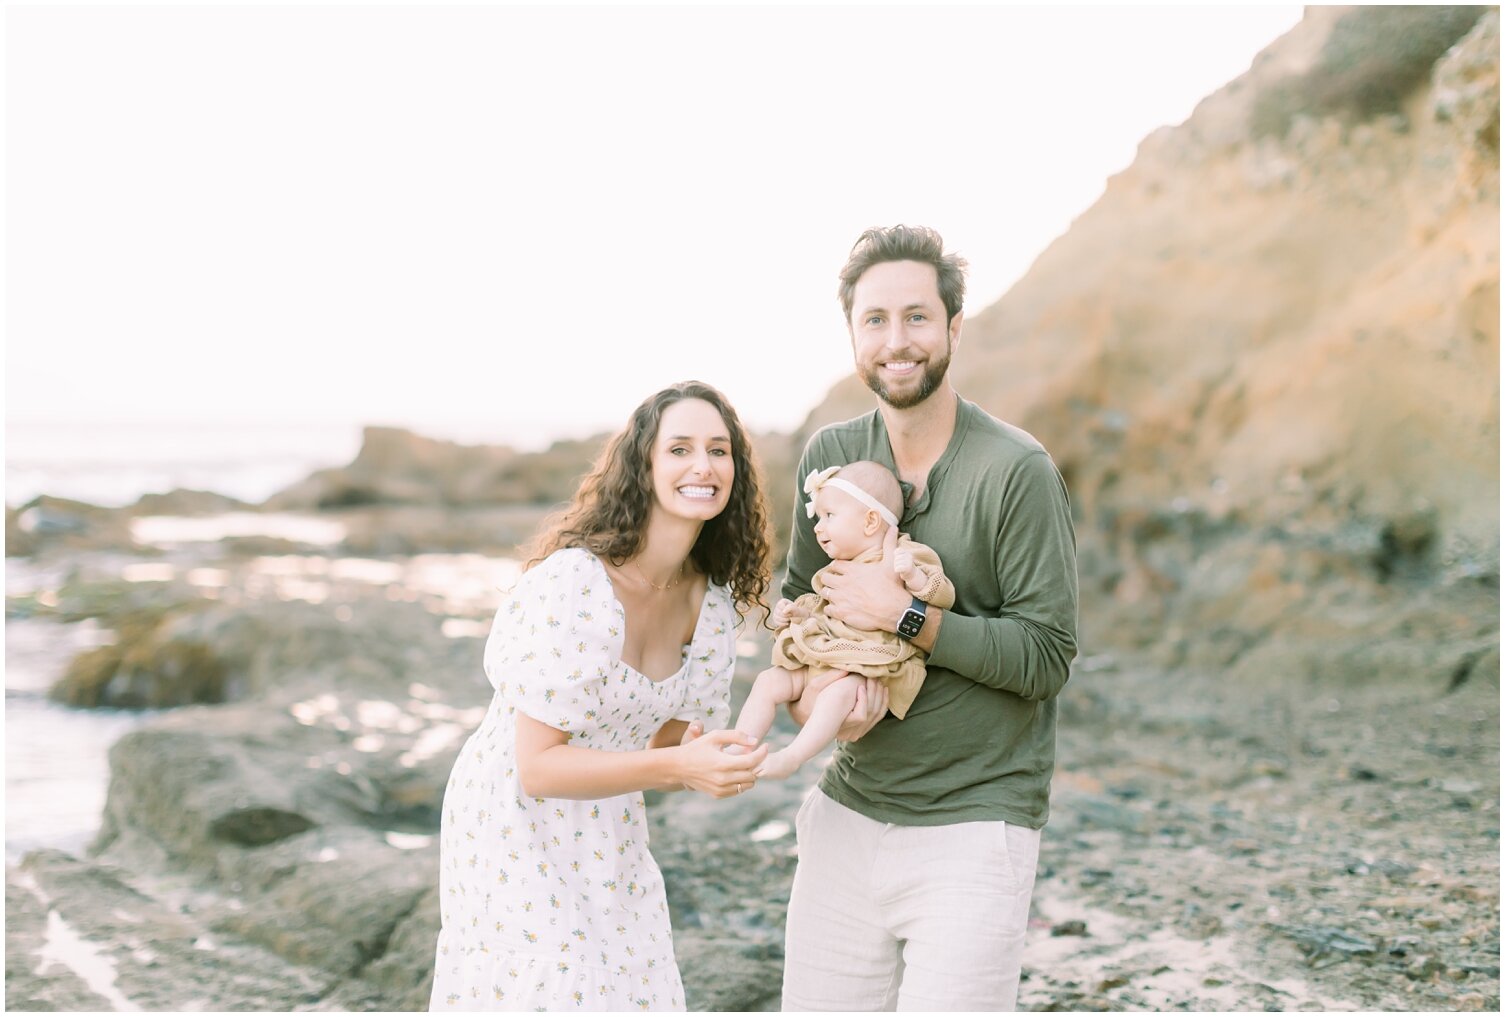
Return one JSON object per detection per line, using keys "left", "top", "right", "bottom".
{"left": 483, "top": 549, "right": 621, "bottom": 735}
{"left": 672, "top": 584, "right": 737, "bottom": 729}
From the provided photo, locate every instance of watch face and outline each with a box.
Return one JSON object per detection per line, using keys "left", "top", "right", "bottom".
{"left": 898, "top": 608, "right": 925, "bottom": 638}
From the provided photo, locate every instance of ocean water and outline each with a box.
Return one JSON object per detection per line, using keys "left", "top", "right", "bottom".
{"left": 6, "top": 419, "right": 366, "bottom": 508}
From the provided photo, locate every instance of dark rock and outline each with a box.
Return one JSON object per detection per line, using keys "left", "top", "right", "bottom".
{"left": 1407, "top": 954, "right": 1447, "bottom": 980}
{"left": 262, "top": 426, "right": 576, "bottom": 510}
{"left": 211, "top": 831, "right": 433, "bottom": 975}
{"left": 677, "top": 931, "right": 783, "bottom": 1012}
{"left": 210, "top": 807, "right": 316, "bottom": 847}
{"left": 53, "top": 625, "right": 227, "bottom": 710}
{"left": 5, "top": 867, "right": 117, "bottom": 1011}
{"left": 130, "top": 489, "right": 251, "bottom": 516}
{"left": 1279, "top": 924, "right": 1379, "bottom": 963}
{"left": 5, "top": 505, "right": 38, "bottom": 558}
{"left": 351, "top": 885, "right": 442, "bottom": 1010}
{"left": 8, "top": 850, "right": 324, "bottom": 1011}
{"left": 92, "top": 713, "right": 360, "bottom": 871}
{"left": 9, "top": 497, "right": 135, "bottom": 553}
{"left": 1051, "top": 920, "right": 1090, "bottom": 937}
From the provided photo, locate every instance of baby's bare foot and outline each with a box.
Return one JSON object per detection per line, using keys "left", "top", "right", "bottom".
{"left": 755, "top": 750, "right": 802, "bottom": 781}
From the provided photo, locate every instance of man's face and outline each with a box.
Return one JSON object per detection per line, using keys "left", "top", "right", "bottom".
{"left": 848, "top": 260, "right": 960, "bottom": 410}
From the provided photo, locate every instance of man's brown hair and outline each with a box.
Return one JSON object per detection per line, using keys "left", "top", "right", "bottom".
{"left": 837, "top": 225, "right": 969, "bottom": 326}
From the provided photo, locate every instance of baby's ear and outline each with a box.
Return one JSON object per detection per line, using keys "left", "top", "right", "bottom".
{"left": 863, "top": 510, "right": 885, "bottom": 536}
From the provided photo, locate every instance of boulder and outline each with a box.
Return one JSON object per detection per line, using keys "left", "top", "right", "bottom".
{"left": 210, "top": 828, "right": 434, "bottom": 975}
{"left": 8, "top": 496, "right": 134, "bottom": 554}
{"left": 130, "top": 488, "right": 252, "bottom": 516}
{"left": 7, "top": 850, "right": 325, "bottom": 1011}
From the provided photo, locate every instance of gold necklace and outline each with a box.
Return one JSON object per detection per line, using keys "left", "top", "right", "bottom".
{"left": 630, "top": 559, "right": 684, "bottom": 592}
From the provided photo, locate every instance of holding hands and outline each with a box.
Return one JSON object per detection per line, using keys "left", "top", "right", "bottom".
{"left": 675, "top": 721, "right": 767, "bottom": 798}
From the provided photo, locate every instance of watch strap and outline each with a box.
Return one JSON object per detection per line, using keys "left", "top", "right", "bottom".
{"left": 897, "top": 596, "right": 927, "bottom": 639}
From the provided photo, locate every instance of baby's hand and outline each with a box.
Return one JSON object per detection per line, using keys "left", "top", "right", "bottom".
{"left": 893, "top": 545, "right": 917, "bottom": 580}
{"left": 771, "top": 599, "right": 797, "bottom": 629}
{"left": 893, "top": 545, "right": 930, "bottom": 597}
{"left": 772, "top": 598, "right": 812, "bottom": 628}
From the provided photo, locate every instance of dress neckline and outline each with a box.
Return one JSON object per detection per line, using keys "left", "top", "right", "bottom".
{"left": 585, "top": 550, "right": 716, "bottom": 683}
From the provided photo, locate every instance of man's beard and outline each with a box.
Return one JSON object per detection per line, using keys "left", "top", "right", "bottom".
{"left": 860, "top": 343, "right": 952, "bottom": 409}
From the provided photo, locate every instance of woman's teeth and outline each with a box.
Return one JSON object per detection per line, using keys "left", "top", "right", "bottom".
{"left": 678, "top": 486, "right": 716, "bottom": 500}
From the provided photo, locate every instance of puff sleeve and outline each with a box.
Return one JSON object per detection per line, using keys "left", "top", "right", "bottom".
{"left": 671, "top": 583, "right": 737, "bottom": 729}
{"left": 483, "top": 548, "right": 621, "bottom": 735}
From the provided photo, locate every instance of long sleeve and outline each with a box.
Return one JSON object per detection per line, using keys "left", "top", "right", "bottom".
{"left": 924, "top": 450, "right": 1078, "bottom": 701}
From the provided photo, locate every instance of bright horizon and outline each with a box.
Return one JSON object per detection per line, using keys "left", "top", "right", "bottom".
{"left": 7, "top": 4, "right": 1305, "bottom": 450}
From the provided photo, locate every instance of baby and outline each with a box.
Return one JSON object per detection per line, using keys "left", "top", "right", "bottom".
{"left": 735, "top": 461, "right": 954, "bottom": 780}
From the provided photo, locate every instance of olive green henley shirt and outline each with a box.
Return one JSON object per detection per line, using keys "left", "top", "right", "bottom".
{"left": 782, "top": 396, "right": 1079, "bottom": 829}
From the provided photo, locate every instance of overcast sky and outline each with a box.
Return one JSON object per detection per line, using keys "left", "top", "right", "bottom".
{"left": 7, "top": 4, "right": 1305, "bottom": 448}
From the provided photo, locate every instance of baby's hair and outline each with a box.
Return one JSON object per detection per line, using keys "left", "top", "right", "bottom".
{"left": 834, "top": 461, "right": 903, "bottom": 522}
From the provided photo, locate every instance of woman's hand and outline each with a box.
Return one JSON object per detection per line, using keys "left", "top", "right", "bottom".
{"left": 674, "top": 727, "right": 768, "bottom": 798}
{"left": 789, "top": 670, "right": 887, "bottom": 742}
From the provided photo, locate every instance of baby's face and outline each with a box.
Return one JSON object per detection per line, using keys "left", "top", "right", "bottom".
{"left": 811, "top": 486, "right": 886, "bottom": 560}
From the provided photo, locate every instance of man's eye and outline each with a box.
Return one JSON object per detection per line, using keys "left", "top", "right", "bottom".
{"left": 866, "top": 316, "right": 883, "bottom": 326}
{"left": 908, "top": 314, "right": 925, "bottom": 323}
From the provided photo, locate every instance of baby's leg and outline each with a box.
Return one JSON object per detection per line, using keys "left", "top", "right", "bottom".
{"left": 728, "top": 666, "right": 807, "bottom": 753}
{"left": 757, "top": 675, "right": 860, "bottom": 780}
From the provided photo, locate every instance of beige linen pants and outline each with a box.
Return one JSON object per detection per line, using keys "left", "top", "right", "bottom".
{"left": 781, "top": 790, "right": 1041, "bottom": 1012}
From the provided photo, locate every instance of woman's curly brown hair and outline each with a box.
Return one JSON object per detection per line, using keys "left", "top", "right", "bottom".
{"left": 523, "top": 381, "right": 772, "bottom": 622}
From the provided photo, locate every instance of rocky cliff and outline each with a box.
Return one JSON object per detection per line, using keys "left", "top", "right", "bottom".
{"left": 804, "top": 6, "right": 1500, "bottom": 684}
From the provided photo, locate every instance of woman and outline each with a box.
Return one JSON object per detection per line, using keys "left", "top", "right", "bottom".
{"left": 430, "top": 381, "right": 772, "bottom": 1011}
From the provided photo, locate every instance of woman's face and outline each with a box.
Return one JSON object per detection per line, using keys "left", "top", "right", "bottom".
{"left": 648, "top": 398, "right": 735, "bottom": 523}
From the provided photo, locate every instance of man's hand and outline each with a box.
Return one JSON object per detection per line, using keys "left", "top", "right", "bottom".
{"left": 821, "top": 526, "right": 910, "bottom": 632}
{"left": 788, "top": 670, "right": 889, "bottom": 742}
{"left": 835, "top": 677, "right": 888, "bottom": 742}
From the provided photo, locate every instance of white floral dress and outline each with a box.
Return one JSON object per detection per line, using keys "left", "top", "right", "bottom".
{"left": 430, "top": 547, "right": 736, "bottom": 1012}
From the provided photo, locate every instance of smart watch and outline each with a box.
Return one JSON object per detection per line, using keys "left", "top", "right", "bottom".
{"left": 896, "top": 597, "right": 927, "bottom": 640}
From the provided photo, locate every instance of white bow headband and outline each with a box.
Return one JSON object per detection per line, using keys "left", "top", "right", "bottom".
{"left": 804, "top": 466, "right": 898, "bottom": 527}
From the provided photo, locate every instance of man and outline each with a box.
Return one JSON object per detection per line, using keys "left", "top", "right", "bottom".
{"left": 775, "top": 224, "right": 1078, "bottom": 1011}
